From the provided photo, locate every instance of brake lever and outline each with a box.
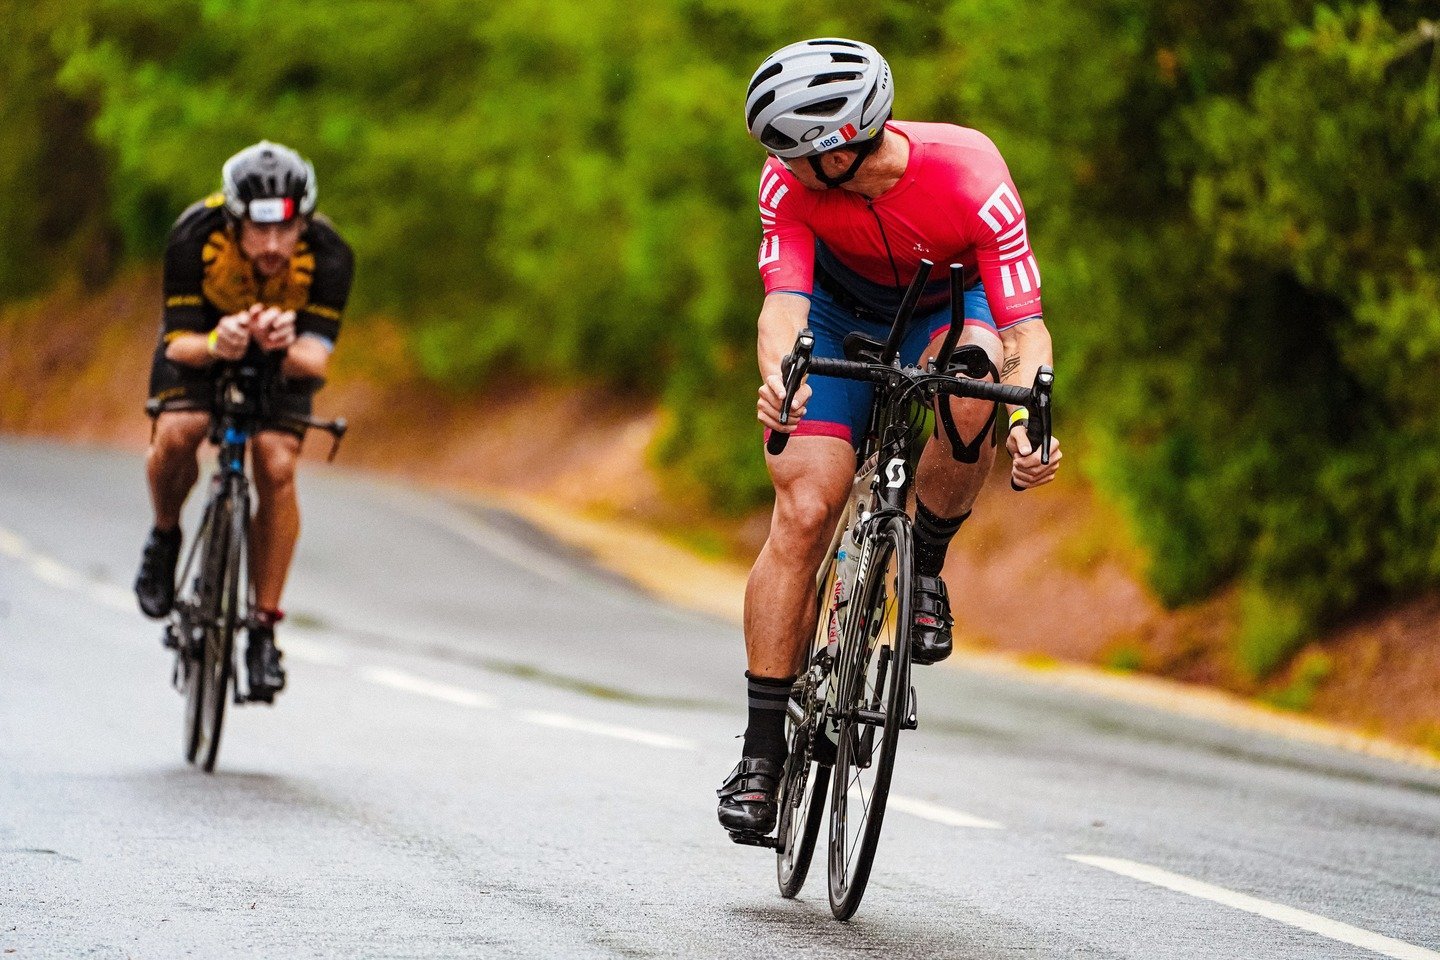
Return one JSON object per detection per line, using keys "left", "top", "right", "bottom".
{"left": 326, "top": 418, "right": 348, "bottom": 463}
{"left": 766, "top": 329, "right": 815, "bottom": 456}
{"left": 1011, "top": 365, "right": 1054, "bottom": 492}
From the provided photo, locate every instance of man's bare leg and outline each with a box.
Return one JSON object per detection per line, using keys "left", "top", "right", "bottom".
{"left": 744, "top": 435, "right": 855, "bottom": 678}
{"left": 720, "top": 435, "right": 852, "bottom": 835}
{"left": 146, "top": 411, "right": 210, "bottom": 529}
{"left": 908, "top": 325, "right": 1005, "bottom": 663}
{"left": 136, "top": 411, "right": 209, "bottom": 618}
{"left": 245, "top": 429, "right": 302, "bottom": 697}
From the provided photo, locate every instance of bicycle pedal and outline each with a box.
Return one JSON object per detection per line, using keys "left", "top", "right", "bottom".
{"left": 903, "top": 685, "right": 918, "bottom": 730}
{"left": 728, "top": 830, "right": 778, "bottom": 850}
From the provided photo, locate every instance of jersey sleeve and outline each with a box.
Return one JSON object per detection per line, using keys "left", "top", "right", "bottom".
{"left": 296, "top": 218, "right": 354, "bottom": 347}
{"left": 160, "top": 212, "right": 211, "bottom": 341}
{"left": 968, "top": 176, "right": 1044, "bottom": 329}
{"left": 757, "top": 160, "right": 815, "bottom": 297}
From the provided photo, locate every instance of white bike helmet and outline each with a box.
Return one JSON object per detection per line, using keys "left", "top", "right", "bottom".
{"left": 745, "top": 38, "right": 893, "bottom": 162}
{"left": 221, "top": 140, "right": 317, "bottom": 223}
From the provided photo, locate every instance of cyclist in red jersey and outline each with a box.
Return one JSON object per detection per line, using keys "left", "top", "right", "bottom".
{"left": 718, "top": 38, "right": 1063, "bottom": 837}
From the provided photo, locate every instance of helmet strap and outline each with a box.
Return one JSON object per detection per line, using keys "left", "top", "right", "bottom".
{"left": 806, "top": 129, "right": 885, "bottom": 189}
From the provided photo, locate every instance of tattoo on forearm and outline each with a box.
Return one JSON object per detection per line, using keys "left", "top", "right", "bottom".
{"left": 1001, "top": 354, "right": 1021, "bottom": 379}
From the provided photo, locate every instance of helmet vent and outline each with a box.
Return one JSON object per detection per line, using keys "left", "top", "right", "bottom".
{"left": 748, "top": 62, "right": 783, "bottom": 97}
{"left": 830, "top": 53, "right": 865, "bottom": 64}
{"left": 747, "top": 90, "right": 776, "bottom": 129}
{"left": 760, "top": 126, "right": 799, "bottom": 151}
{"left": 807, "top": 71, "right": 860, "bottom": 87}
{"left": 809, "top": 39, "right": 860, "bottom": 48}
{"left": 793, "top": 97, "right": 847, "bottom": 118}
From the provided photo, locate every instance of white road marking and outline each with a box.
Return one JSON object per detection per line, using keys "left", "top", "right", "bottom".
{"left": 88, "top": 583, "right": 136, "bottom": 613}
{"left": 0, "top": 525, "right": 134, "bottom": 614}
{"left": 283, "top": 636, "right": 352, "bottom": 666}
{"left": 30, "top": 556, "right": 85, "bottom": 590}
{"left": 1068, "top": 855, "right": 1440, "bottom": 960}
{"left": 1, "top": 522, "right": 702, "bottom": 756}
{"left": 888, "top": 794, "right": 1004, "bottom": 830}
{"left": 517, "top": 710, "right": 697, "bottom": 752}
{"left": 361, "top": 666, "right": 496, "bottom": 709}
{"left": 0, "top": 527, "right": 30, "bottom": 558}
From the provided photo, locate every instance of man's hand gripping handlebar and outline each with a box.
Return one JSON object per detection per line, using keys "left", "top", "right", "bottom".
{"left": 1010, "top": 367, "right": 1053, "bottom": 491}
{"left": 765, "top": 330, "right": 816, "bottom": 456}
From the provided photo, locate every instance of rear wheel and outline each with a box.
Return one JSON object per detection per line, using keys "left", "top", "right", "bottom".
{"left": 827, "top": 516, "right": 913, "bottom": 920}
{"left": 776, "top": 552, "right": 842, "bottom": 897}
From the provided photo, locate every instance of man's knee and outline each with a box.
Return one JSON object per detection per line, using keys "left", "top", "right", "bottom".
{"left": 772, "top": 484, "right": 844, "bottom": 556}
{"left": 150, "top": 412, "right": 208, "bottom": 461}
{"left": 252, "top": 432, "right": 301, "bottom": 492}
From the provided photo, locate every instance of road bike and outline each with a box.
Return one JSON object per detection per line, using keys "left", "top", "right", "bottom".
{"left": 742, "top": 260, "right": 1052, "bottom": 919}
{"left": 150, "top": 358, "right": 345, "bottom": 772}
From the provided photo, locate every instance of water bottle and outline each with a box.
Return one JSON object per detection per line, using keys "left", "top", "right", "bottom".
{"left": 821, "top": 533, "right": 862, "bottom": 756}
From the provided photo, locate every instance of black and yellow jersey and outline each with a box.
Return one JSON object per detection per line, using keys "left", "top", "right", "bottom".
{"left": 161, "top": 193, "right": 354, "bottom": 347}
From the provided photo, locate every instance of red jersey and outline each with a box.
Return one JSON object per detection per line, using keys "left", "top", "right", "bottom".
{"left": 757, "top": 121, "right": 1043, "bottom": 329}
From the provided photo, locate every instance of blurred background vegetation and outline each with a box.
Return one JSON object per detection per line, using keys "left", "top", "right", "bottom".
{"left": 3, "top": 0, "right": 1438, "bottom": 676}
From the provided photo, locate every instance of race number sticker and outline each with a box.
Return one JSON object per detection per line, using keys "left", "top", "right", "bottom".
{"left": 811, "top": 123, "right": 857, "bottom": 153}
{"left": 247, "top": 197, "right": 295, "bottom": 223}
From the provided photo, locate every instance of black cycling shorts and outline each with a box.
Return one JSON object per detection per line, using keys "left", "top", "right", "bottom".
{"left": 146, "top": 337, "right": 321, "bottom": 438}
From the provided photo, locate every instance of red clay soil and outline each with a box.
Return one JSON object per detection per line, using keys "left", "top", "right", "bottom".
{"left": 3, "top": 270, "right": 1437, "bottom": 751}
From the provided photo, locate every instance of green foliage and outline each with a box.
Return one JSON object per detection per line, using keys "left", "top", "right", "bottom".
{"left": 1261, "top": 648, "right": 1335, "bottom": 710}
{"left": 3, "top": 0, "right": 1440, "bottom": 672}
{"left": 1103, "top": 643, "right": 1146, "bottom": 673}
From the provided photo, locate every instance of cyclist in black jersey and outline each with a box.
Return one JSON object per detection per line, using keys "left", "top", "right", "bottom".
{"left": 135, "top": 140, "right": 354, "bottom": 701}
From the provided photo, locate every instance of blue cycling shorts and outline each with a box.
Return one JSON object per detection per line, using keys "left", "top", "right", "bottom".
{"left": 775, "top": 282, "right": 996, "bottom": 447}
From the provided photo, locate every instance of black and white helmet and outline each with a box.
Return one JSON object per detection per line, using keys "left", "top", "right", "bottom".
{"left": 221, "top": 140, "right": 317, "bottom": 223}
{"left": 745, "top": 38, "right": 894, "bottom": 160}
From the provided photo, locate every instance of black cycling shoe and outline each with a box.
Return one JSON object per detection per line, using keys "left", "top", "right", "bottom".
{"left": 716, "top": 756, "right": 784, "bottom": 836}
{"left": 245, "top": 621, "right": 287, "bottom": 703}
{"left": 135, "top": 527, "right": 182, "bottom": 619}
{"left": 911, "top": 575, "right": 954, "bottom": 666}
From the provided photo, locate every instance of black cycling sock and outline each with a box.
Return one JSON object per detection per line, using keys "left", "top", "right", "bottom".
{"left": 742, "top": 672, "right": 794, "bottom": 763}
{"left": 914, "top": 500, "right": 969, "bottom": 579}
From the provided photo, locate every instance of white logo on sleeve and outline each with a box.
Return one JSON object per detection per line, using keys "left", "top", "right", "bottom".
{"left": 757, "top": 169, "right": 791, "bottom": 267}
{"left": 978, "top": 183, "right": 1022, "bottom": 232}
{"left": 979, "top": 183, "right": 1040, "bottom": 298}
{"left": 759, "top": 235, "right": 781, "bottom": 267}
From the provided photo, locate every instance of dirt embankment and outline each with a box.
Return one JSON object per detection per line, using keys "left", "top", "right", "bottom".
{"left": 3, "top": 269, "right": 1437, "bottom": 753}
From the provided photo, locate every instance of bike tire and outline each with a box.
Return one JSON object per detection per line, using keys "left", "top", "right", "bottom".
{"left": 200, "top": 483, "right": 246, "bottom": 773}
{"left": 777, "top": 759, "right": 830, "bottom": 898}
{"left": 827, "top": 515, "right": 913, "bottom": 920}
{"left": 776, "top": 552, "right": 841, "bottom": 897}
{"left": 179, "top": 499, "right": 220, "bottom": 764}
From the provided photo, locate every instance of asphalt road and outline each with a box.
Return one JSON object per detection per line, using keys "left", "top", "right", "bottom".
{"left": 2, "top": 436, "right": 1438, "bottom": 959}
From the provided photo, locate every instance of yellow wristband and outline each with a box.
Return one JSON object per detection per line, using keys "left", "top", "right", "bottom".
{"left": 206, "top": 328, "right": 220, "bottom": 357}
{"left": 1009, "top": 408, "right": 1030, "bottom": 430}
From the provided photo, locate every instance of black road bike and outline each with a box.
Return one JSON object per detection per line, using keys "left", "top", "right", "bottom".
{"left": 150, "top": 358, "right": 345, "bottom": 773}
{"left": 743, "top": 260, "right": 1053, "bottom": 920}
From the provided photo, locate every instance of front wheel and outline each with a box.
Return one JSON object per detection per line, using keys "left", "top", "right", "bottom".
{"left": 177, "top": 498, "right": 220, "bottom": 764}
{"left": 827, "top": 516, "right": 913, "bottom": 920}
{"left": 198, "top": 483, "right": 246, "bottom": 773}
